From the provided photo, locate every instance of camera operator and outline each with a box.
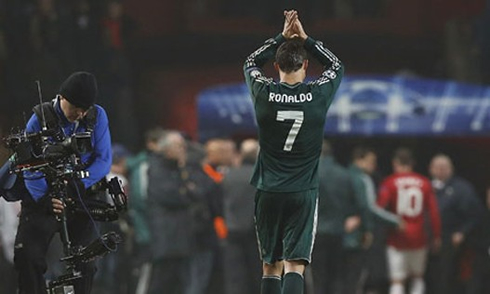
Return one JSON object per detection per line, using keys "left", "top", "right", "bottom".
{"left": 14, "top": 71, "right": 112, "bottom": 294}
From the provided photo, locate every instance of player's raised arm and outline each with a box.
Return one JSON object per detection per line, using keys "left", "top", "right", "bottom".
{"left": 243, "top": 10, "right": 297, "bottom": 97}
{"left": 294, "top": 17, "right": 344, "bottom": 90}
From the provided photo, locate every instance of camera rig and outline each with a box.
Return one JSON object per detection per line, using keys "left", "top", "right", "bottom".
{"left": 3, "top": 83, "right": 127, "bottom": 294}
{"left": 4, "top": 124, "right": 127, "bottom": 222}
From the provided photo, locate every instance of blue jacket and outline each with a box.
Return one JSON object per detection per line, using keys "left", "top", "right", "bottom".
{"left": 24, "top": 99, "right": 112, "bottom": 201}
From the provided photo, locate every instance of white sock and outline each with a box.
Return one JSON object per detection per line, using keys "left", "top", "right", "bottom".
{"left": 410, "top": 278, "right": 425, "bottom": 294}
{"left": 390, "top": 283, "right": 404, "bottom": 294}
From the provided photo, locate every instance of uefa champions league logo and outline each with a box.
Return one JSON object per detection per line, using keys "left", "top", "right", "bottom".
{"left": 328, "top": 80, "right": 426, "bottom": 133}
{"left": 198, "top": 77, "right": 490, "bottom": 140}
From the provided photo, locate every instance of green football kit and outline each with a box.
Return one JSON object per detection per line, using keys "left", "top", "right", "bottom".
{"left": 244, "top": 34, "right": 344, "bottom": 264}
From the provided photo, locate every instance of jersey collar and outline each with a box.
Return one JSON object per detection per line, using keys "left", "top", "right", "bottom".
{"left": 280, "top": 82, "right": 302, "bottom": 88}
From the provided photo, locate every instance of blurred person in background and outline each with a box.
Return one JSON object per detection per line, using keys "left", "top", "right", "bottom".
{"left": 427, "top": 154, "right": 483, "bottom": 294}
{"left": 377, "top": 148, "right": 441, "bottom": 294}
{"left": 100, "top": 0, "right": 133, "bottom": 72}
{"left": 222, "top": 138, "right": 261, "bottom": 294}
{"left": 466, "top": 187, "right": 490, "bottom": 294}
{"left": 311, "top": 140, "right": 357, "bottom": 294}
{"left": 341, "top": 147, "right": 377, "bottom": 294}
{"left": 106, "top": 143, "right": 130, "bottom": 187}
{"left": 147, "top": 131, "right": 193, "bottom": 294}
{"left": 126, "top": 126, "right": 165, "bottom": 293}
{"left": 187, "top": 138, "right": 230, "bottom": 294}
{"left": 184, "top": 136, "right": 206, "bottom": 169}
{"left": 0, "top": 198, "right": 20, "bottom": 294}
{"left": 221, "top": 138, "right": 240, "bottom": 168}
{"left": 343, "top": 146, "right": 404, "bottom": 294}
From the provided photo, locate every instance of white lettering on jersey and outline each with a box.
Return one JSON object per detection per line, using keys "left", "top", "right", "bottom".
{"left": 395, "top": 178, "right": 424, "bottom": 217}
{"left": 268, "top": 92, "right": 313, "bottom": 103}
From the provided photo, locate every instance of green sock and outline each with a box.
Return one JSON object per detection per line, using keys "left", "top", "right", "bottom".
{"left": 261, "top": 275, "right": 282, "bottom": 294}
{"left": 282, "top": 272, "right": 304, "bottom": 294}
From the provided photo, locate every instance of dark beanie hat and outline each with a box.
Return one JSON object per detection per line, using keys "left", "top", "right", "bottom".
{"left": 59, "top": 72, "right": 98, "bottom": 110}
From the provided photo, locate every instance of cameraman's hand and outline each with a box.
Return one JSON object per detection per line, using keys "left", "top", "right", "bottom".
{"left": 51, "top": 198, "right": 65, "bottom": 214}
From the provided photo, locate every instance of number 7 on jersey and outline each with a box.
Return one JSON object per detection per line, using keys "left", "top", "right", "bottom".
{"left": 276, "top": 110, "right": 304, "bottom": 152}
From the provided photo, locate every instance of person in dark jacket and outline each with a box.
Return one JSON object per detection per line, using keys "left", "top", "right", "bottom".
{"left": 147, "top": 131, "right": 193, "bottom": 294}
{"left": 311, "top": 140, "right": 357, "bottom": 294}
{"left": 185, "top": 138, "right": 231, "bottom": 294}
{"left": 427, "top": 154, "right": 483, "bottom": 294}
{"left": 343, "top": 147, "right": 401, "bottom": 294}
{"left": 222, "top": 139, "right": 261, "bottom": 294}
{"left": 466, "top": 187, "right": 490, "bottom": 294}
{"left": 126, "top": 127, "right": 165, "bottom": 292}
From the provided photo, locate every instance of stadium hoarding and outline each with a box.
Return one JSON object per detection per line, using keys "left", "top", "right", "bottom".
{"left": 197, "top": 75, "right": 490, "bottom": 141}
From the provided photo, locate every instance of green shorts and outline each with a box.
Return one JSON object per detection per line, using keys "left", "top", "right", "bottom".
{"left": 254, "top": 189, "right": 318, "bottom": 265}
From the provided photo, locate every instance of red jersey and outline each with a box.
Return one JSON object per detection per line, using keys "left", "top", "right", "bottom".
{"left": 377, "top": 172, "right": 441, "bottom": 249}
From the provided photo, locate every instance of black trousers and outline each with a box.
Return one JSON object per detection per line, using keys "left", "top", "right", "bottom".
{"left": 467, "top": 249, "right": 490, "bottom": 294}
{"left": 224, "top": 231, "right": 261, "bottom": 294}
{"left": 0, "top": 249, "right": 17, "bottom": 294}
{"left": 337, "top": 248, "right": 367, "bottom": 294}
{"left": 426, "top": 243, "right": 463, "bottom": 294}
{"left": 148, "top": 257, "right": 189, "bottom": 294}
{"left": 14, "top": 206, "right": 97, "bottom": 294}
{"left": 311, "top": 234, "right": 343, "bottom": 294}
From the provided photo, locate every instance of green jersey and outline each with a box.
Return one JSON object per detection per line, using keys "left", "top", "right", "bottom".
{"left": 244, "top": 34, "right": 344, "bottom": 192}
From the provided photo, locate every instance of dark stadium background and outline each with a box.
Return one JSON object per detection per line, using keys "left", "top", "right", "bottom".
{"left": 0, "top": 1, "right": 489, "bottom": 293}
{"left": 0, "top": 0, "right": 488, "bottom": 192}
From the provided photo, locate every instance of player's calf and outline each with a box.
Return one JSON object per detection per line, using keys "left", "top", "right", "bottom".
{"left": 261, "top": 275, "right": 281, "bottom": 294}
{"left": 282, "top": 271, "right": 304, "bottom": 294}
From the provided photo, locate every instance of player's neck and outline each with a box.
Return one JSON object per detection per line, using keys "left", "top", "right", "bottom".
{"left": 280, "top": 71, "right": 305, "bottom": 85}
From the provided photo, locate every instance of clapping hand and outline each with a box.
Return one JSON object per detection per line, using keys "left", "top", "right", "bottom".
{"left": 282, "top": 10, "right": 308, "bottom": 40}
{"left": 282, "top": 10, "right": 298, "bottom": 39}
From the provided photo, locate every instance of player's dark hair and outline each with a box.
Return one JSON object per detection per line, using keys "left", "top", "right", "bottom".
{"left": 275, "top": 38, "right": 307, "bottom": 73}
{"left": 393, "top": 148, "right": 414, "bottom": 166}
{"left": 352, "top": 146, "right": 375, "bottom": 161}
